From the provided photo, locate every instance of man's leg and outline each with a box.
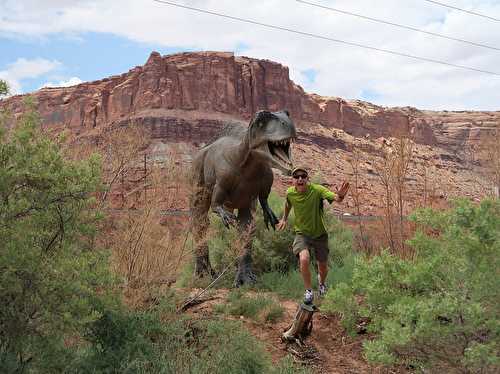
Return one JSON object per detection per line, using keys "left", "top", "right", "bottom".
{"left": 317, "top": 261, "right": 328, "bottom": 285}
{"left": 293, "top": 235, "right": 314, "bottom": 304}
{"left": 299, "top": 249, "right": 312, "bottom": 290}
{"left": 314, "top": 235, "right": 330, "bottom": 296}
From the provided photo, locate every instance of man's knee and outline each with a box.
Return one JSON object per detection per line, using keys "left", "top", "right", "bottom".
{"left": 299, "top": 249, "right": 310, "bottom": 265}
{"left": 317, "top": 260, "right": 328, "bottom": 271}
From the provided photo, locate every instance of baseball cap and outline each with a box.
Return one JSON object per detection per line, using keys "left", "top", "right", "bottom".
{"left": 291, "top": 166, "right": 308, "bottom": 176}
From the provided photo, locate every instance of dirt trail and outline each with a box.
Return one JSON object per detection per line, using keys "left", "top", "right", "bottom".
{"left": 184, "top": 288, "right": 406, "bottom": 374}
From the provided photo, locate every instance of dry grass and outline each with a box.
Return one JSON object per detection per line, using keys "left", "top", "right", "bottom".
{"left": 373, "top": 135, "right": 415, "bottom": 258}
{"left": 107, "top": 156, "right": 192, "bottom": 289}
{"left": 63, "top": 123, "right": 194, "bottom": 292}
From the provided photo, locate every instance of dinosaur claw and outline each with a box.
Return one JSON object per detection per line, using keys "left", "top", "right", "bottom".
{"left": 216, "top": 208, "right": 236, "bottom": 228}
{"left": 263, "top": 208, "right": 279, "bottom": 231}
{"left": 234, "top": 269, "right": 257, "bottom": 287}
{"left": 194, "top": 253, "right": 215, "bottom": 279}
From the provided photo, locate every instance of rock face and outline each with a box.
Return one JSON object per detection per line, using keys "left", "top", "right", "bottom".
{"left": 2, "top": 51, "right": 458, "bottom": 146}
{"left": 1, "top": 51, "right": 499, "bottom": 213}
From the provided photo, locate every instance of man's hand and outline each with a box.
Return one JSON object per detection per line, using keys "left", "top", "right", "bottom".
{"left": 335, "top": 181, "right": 350, "bottom": 202}
{"left": 277, "top": 218, "right": 287, "bottom": 231}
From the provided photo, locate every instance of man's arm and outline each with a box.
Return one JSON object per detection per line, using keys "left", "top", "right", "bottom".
{"left": 277, "top": 198, "right": 291, "bottom": 231}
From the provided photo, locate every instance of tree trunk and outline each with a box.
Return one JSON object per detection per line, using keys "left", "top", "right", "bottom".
{"left": 282, "top": 303, "right": 316, "bottom": 342}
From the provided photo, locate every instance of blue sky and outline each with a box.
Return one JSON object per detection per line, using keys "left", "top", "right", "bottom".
{"left": 0, "top": 33, "right": 186, "bottom": 92}
{"left": 1, "top": 0, "right": 499, "bottom": 110}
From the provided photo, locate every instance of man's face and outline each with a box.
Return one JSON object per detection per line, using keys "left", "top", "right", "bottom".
{"left": 292, "top": 172, "right": 309, "bottom": 191}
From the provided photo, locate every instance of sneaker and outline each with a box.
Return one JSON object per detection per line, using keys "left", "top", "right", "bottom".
{"left": 319, "top": 283, "right": 328, "bottom": 297}
{"left": 304, "top": 289, "right": 314, "bottom": 304}
{"left": 317, "top": 274, "right": 328, "bottom": 297}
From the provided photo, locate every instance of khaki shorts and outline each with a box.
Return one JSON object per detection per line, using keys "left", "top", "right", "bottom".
{"left": 292, "top": 233, "right": 329, "bottom": 263}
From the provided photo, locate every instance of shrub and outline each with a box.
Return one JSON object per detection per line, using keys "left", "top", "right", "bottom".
{"left": 323, "top": 199, "right": 500, "bottom": 373}
{"left": 256, "top": 270, "right": 305, "bottom": 300}
{"left": 0, "top": 99, "right": 113, "bottom": 373}
{"left": 218, "top": 289, "right": 284, "bottom": 323}
{"left": 207, "top": 192, "right": 296, "bottom": 276}
{"left": 189, "top": 319, "right": 271, "bottom": 374}
{"left": 76, "top": 304, "right": 183, "bottom": 373}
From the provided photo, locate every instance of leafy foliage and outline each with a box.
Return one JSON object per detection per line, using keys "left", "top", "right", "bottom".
{"left": 207, "top": 192, "right": 296, "bottom": 276}
{"left": 0, "top": 80, "right": 8, "bottom": 96}
{"left": 323, "top": 199, "right": 500, "bottom": 373}
{"left": 256, "top": 270, "right": 305, "bottom": 300}
{"left": 75, "top": 298, "right": 282, "bottom": 374}
{"left": 0, "top": 101, "right": 303, "bottom": 374}
{"left": 0, "top": 99, "right": 113, "bottom": 372}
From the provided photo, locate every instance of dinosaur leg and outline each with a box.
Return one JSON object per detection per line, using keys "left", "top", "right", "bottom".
{"left": 192, "top": 187, "right": 215, "bottom": 278}
{"left": 234, "top": 207, "right": 257, "bottom": 287}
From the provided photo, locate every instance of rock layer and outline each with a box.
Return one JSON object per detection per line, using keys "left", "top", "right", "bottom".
{"left": 3, "top": 51, "right": 483, "bottom": 147}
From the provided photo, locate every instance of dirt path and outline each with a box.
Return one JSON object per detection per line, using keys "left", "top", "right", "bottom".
{"left": 184, "top": 288, "right": 406, "bottom": 374}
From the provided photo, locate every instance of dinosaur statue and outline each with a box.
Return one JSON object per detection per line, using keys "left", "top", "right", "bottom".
{"left": 191, "top": 110, "right": 297, "bottom": 286}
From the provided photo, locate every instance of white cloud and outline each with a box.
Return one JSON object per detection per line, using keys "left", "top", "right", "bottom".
{"left": 1, "top": 0, "right": 500, "bottom": 109}
{"left": 40, "top": 77, "right": 83, "bottom": 89}
{"left": 0, "top": 58, "right": 61, "bottom": 94}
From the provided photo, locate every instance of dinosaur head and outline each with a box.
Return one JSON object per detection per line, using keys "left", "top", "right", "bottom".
{"left": 248, "top": 110, "right": 297, "bottom": 175}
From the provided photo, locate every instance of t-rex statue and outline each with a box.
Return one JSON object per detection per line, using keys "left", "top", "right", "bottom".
{"left": 191, "top": 110, "right": 297, "bottom": 286}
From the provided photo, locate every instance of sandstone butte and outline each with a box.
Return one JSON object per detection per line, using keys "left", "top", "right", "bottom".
{"left": 1, "top": 51, "right": 499, "bottom": 215}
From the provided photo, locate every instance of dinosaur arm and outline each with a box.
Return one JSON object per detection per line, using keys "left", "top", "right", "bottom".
{"left": 211, "top": 183, "right": 236, "bottom": 228}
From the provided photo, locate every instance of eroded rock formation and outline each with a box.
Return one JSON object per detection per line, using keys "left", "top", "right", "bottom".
{"left": 1, "top": 51, "right": 454, "bottom": 145}
{"left": 1, "top": 51, "right": 498, "bottom": 213}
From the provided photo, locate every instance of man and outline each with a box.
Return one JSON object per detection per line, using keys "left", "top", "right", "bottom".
{"left": 277, "top": 167, "right": 349, "bottom": 304}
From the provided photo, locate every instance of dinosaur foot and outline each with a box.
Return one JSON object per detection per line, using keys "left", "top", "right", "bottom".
{"left": 194, "top": 254, "right": 216, "bottom": 279}
{"left": 234, "top": 267, "right": 257, "bottom": 287}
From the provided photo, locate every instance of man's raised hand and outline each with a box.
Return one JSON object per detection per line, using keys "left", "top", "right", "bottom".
{"left": 336, "top": 181, "right": 350, "bottom": 202}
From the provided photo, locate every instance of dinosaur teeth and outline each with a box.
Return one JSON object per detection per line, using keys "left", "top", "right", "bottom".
{"left": 275, "top": 139, "right": 290, "bottom": 146}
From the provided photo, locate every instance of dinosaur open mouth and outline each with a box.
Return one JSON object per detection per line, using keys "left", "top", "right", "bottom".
{"left": 268, "top": 138, "right": 293, "bottom": 167}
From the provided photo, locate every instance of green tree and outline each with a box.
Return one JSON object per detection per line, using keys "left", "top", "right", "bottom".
{"left": 0, "top": 98, "right": 111, "bottom": 372}
{"left": 324, "top": 199, "right": 500, "bottom": 373}
{"left": 0, "top": 80, "right": 8, "bottom": 96}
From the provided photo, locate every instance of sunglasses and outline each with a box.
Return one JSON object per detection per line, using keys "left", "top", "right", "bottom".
{"left": 293, "top": 174, "right": 308, "bottom": 180}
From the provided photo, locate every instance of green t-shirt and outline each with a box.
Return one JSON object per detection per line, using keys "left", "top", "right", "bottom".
{"left": 286, "top": 183, "right": 337, "bottom": 238}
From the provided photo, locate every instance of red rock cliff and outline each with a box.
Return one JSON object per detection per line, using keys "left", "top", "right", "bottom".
{"left": 1, "top": 51, "right": 446, "bottom": 145}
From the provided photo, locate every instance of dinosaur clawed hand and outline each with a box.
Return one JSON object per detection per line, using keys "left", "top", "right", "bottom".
{"left": 259, "top": 197, "right": 279, "bottom": 230}
{"left": 263, "top": 207, "right": 279, "bottom": 230}
{"left": 214, "top": 207, "right": 237, "bottom": 228}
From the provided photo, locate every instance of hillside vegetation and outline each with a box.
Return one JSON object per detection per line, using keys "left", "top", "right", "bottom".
{"left": 0, "top": 95, "right": 307, "bottom": 374}
{"left": 1, "top": 86, "right": 498, "bottom": 373}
